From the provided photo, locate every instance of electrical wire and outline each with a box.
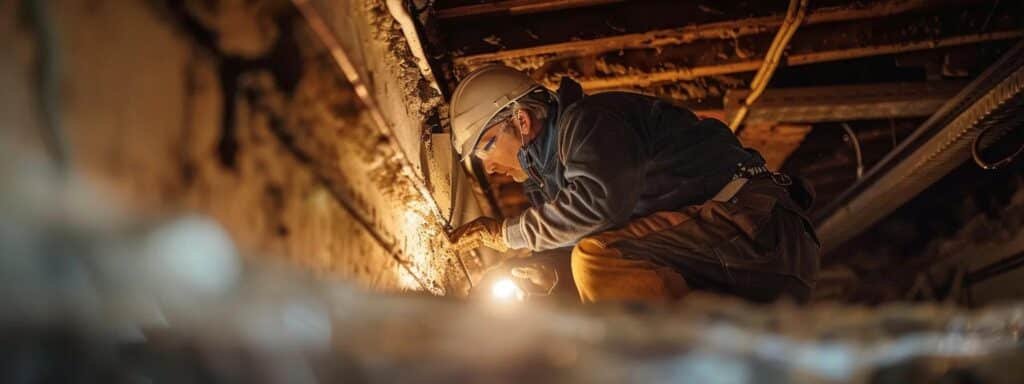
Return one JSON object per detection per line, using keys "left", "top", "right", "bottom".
{"left": 729, "top": 0, "right": 808, "bottom": 131}
{"left": 972, "top": 123, "right": 1023, "bottom": 170}
{"left": 544, "top": 269, "right": 559, "bottom": 296}
{"left": 523, "top": 269, "right": 559, "bottom": 297}
{"left": 841, "top": 123, "right": 864, "bottom": 179}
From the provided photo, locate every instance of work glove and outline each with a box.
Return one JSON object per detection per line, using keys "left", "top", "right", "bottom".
{"left": 510, "top": 263, "right": 558, "bottom": 294}
{"left": 449, "top": 217, "right": 509, "bottom": 252}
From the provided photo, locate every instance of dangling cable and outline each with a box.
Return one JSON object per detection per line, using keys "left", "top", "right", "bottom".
{"left": 841, "top": 123, "right": 864, "bottom": 179}
{"left": 972, "top": 124, "right": 1023, "bottom": 170}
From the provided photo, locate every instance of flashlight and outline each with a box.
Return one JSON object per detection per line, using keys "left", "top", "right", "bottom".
{"left": 491, "top": 278, "right": 525, "bottom": 301}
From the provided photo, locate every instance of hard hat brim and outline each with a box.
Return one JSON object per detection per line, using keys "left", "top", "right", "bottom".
{"left": 457, "top": 85, "right": 542, "bottom": 171}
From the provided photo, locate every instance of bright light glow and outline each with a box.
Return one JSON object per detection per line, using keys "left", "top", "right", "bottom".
{"left": 395, "top": 205, "right": 444, "bottom": 295}
{"left": 403, "top": 210, "right": 425, "bottom": 228}
{"left": 491, "top": 278, "right": 525, "bottom": 301}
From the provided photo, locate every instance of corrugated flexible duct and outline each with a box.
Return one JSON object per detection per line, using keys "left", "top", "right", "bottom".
{"left": 815, "top": 39, "right": 1024, "bottom": 253}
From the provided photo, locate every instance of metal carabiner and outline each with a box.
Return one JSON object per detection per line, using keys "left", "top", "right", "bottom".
{"left": 770, "top": 172, "right": 793, "bottom": 186}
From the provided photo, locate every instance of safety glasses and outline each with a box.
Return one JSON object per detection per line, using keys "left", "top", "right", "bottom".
{"left": 473, "top": 117, "right": 510, "bottom": 159}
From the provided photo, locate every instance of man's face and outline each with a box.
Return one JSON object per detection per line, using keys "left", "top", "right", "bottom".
{"left": 475, "top": 118, "right": 529, "bottom": 182}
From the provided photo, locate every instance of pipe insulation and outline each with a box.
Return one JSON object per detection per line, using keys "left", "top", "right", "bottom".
{"left": 729, "top": 0, "right": 808, "bottom": 131}
{"left": 386, "top": 0, "right": 442, "bottom": 95}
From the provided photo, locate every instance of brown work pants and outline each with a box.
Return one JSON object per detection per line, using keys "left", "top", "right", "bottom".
{"left": 571, "top": 178, "right": 820, "bottom": 303}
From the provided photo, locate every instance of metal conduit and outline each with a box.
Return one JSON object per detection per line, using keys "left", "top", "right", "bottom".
{"left": 815, "top": 39, "right": 1024, "bottom": 253}
{"left": 293, "top": 0, "right": 454, "bottom": 233}
{"left": 289, "top": 0, "right": 461, "bottom": 293}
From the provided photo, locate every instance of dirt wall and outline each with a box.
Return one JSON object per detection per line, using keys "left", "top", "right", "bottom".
{"left": 2, "top": 0, "right": 479, "bottom": 295}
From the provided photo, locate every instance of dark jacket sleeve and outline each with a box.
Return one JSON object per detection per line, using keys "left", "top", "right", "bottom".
{"left": 503, "top": 107, "right": 644, "bottom": 251}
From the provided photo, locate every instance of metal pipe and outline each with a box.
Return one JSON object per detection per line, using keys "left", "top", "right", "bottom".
{"left": 966, "top": 250, "right": 1024, "bottom": 286}
{"left": 386, "top": 0, "right": 441, "bottom": 95}
{"left": 291, "top": 0, "right": 463, "bottom": 293}
{"left": 815, "top": 39, "right": 1024, "bottom": 253}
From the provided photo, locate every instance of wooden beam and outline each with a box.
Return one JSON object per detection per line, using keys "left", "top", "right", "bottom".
{"left": 724, "top": 81, "right": 968, "bottom": 125}
{"left": 435, "top": 0, "right": 625, "bottom": 20}
{"left": 573, "top": 30, "right": 1023, "bottom": 91}
{"left": 453, "top": 0, "right": 970, "bottom": 69}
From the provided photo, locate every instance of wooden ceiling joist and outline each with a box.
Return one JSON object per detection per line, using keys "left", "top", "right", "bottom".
{"left": 435, "top": 0, "right": 625, "bottom": 20}
{"left": 724, "top": 81, "right": 968, "bottom": 125}
{"left": 453, "top": 0, "right": 975, "bottom": 69}
{"left": 574, "top": 30, "right": 1023, "bottom": 91}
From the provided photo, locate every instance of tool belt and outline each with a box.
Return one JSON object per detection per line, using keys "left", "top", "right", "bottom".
{"left": 712, "top": 161, "right": 794, "bottom": 203}
{"left": 702, "top": 150, "right": 823, "bottom": 250}
{"left": 710, "top": 160, "right": 820, "bottom": 246}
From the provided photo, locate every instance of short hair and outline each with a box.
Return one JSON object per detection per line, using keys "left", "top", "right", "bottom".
{"left": 485, "top": 88, "right": 554, "bottom": 134}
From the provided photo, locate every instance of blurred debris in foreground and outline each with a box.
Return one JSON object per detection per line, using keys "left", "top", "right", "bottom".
{"left": 2, "top": 146, "right": 1024, "bottom": 384}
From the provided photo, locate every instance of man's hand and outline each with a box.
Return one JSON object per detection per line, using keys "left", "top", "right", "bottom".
{"left": 448, "top": 217, "right": 509, "bottom": 252}
{"left": 510, "top": 263, "right": 558, "bottom": 293}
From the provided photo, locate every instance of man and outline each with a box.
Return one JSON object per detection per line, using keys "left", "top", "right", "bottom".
{"left": 448, "top": 65, "right": 819, "bottom": 303}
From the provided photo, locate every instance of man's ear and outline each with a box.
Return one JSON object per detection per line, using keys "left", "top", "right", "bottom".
{"left": 514, "top": 109, "right": 532, "bottom": 137}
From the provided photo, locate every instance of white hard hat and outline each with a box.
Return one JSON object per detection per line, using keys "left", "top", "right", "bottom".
{"left": 449, "top": 65, "right": 542, "bottom": 169}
